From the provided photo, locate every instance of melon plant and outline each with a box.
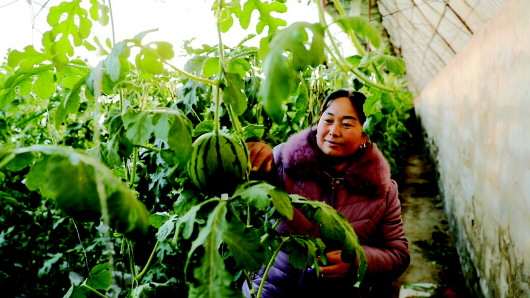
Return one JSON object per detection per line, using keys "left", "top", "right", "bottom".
{"left": 187, "top": 131, "right": 249, "bottom": 196}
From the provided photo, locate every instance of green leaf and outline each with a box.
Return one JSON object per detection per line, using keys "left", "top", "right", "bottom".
{"left": 136, "top": 52, "right": 164, "bottom": 75}
{"left": 381, "top": 55, "right": 406, "bottom": 75}
{"left": 38, "top": 252, "right": 63, "bottom": 277}
{"left": 166, "top": 112, "right": 193, "bottom": 166}
{"left": 227, "top": 58, "right": 251, "bottom": 78}
{"left": 149, "top": 212, "right": 171, "bottom": 229}
{"left": 222, "top": 72, "right": 247, "bottom": 115}
{"left": 270, "top": 187, "right": 294, "bottom": 220}
{"left": 233, "top": 181, "right": 293, "bottom": 220}
{"left": 87, "top": 263, "right": 111, "bottom": 290}
{"left": 7, "top": 46, "right": 50, "bottom": 70}
{"left": 175, "top": 200, "right": 206, "bottom": 240}
{"left": 0, "top": 88, "right": 15, "bottom": 110}
{"left": 2, "top": 146, "right": 150, "bottom": 236}
{"left": 122, "top": 111, "right": 155, "bottom": 145}
{"left": 105, "top": 40, "right": 130, "bottom": 82}
{"left": 90, "top": 0, "right": 110, "bottom": 26}
{"left": 187, "top": 201, "right": 237, "bottom": 298}
{"left": 34, "top": 71, "right": 56, "bottom": 99}
{"left": 359, "top": 52, "right": 406, "bottom": 75}
{"left": 0, "top": 151, "right": 36, "bottom": 171}
{"left": 239, "top": 0, "right": 288, "bottom": 34}
{"left": 259, "top": 54, "right": 290, "bottom": 123}
{"left": 156, "top": 215, "right": 177, "bottom": 241}
{"left": 292, "top": 197, "right": 367, "bottom": 285}
{"left": 336, "top": 16, "right": 382, "bottom": 48}
{"left": 284, "top": 236, "right": 325, "bottom": 270}
{"left": 192, "top": 120, "right": 214, "bottom": 137}
{"left": 55, "top": 73, "right": 87, "bottom": 126}
{"left": 150, "top": 41, "right": 174, "bottom": 60}
{"left": 202, "top": 57, "right": 220, "bottom": 77}
{"left": 223, "top": 217, "right": 265, "bottom": 272}
{"left": 233, "top": 181, "right": 274, "bottom": 210}
{"left": 45, "top": 1, "right": 93, "bottom": 69}
{"left": 259, "top": 22, "right": 325, "bottom": 123}
{"left": 364, "top": 93, "right": 383, "bottom": 117}
{"left": 242, "top": 124, "right": 265, "bottom": 140}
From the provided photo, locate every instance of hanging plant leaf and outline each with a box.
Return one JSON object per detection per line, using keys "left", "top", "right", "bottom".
{"left": 335, "top": 16, "right": 382, "bottom": 49}
{"left": 292, "top": 196, "right": 367, "bottom": 286}
{"left": 259, "top": 22, "right": 325, "bottom": 123}
{"left": 0, "top": 145, "right": 150, "bottom": 236}
{"left": 222, "top": 72, "right": 247, "bottom": 115}
{"left": 186, "top": 201, "right": 238, "bottom": 298}
{"left": 222, "top": 216, "right": 265, "bottom": 271}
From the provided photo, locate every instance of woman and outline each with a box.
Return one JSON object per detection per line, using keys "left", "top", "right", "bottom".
{"left": 245, "top": 88, "right": 410, "bottom": 297}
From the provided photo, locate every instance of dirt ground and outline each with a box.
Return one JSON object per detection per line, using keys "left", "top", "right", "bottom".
{"left": 391, "top": 128, "right": 473, "bottom": 298}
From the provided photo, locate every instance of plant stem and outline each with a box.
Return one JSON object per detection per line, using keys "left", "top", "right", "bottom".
{"left": 332, "top": 0, "right": 366, "bottom": 56}
{"left": 135, "top": 144, "right": 161, "bottom": 153}
{"left": 135, "top": 241, "right": 160, "bottom": 281}
{"left": 226, "top": 105, "right": 244, "bottom": 139}
{"left": 80, "top": 284, "right": 109, "bottom": 298}
{"left": 214, "top": 0, "right": 226, "bottom": 135}
{"left": 107, "top": 0, "right": 116, "bottom": 46}
{"left": 316, "top": 0, "right": 394, "bottom": 92}
{"left": 129, "top": 147, "right": 138, "bottom": 188}
{"left": 257, "top": 237, "right": 287, "bottom": 298}
{"left": 133, "top": 43, "right": 217, "bottom": 86}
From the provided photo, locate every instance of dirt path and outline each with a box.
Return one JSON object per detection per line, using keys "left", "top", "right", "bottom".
{"left": 391, "top": 133, "right": 472, "bottom": 298}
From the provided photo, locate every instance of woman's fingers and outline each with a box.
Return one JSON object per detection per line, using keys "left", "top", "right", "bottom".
{"left": 247, "top": 142, "right": 273, "bottom": 172}
{"left": 319, "top": 250, "right": 351, "bottom": 278}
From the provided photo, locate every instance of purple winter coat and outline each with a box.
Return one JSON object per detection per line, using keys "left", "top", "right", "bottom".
{"left": 246, "top": 127, "right": 410, "bottom": 297}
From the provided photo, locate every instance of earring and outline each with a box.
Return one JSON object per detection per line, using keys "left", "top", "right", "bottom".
{"left": 359, "top": 142, "right": 367, "bottom": 149}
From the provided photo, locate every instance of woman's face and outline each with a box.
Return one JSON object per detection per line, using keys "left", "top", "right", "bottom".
{"left": 316, "top": 96, "right": 366, "bottom": 158}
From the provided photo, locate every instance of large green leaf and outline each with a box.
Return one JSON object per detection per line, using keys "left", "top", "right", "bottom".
{"left": 222, "top": 0, "right": 287, "bottom": 34}
{"left": 34, "top": 70, "right": 56, "bottom": 99}
{"left": 284, "top": 236, "right": 325, "bottom": 271}
{"left": 0, "top": 146, "right": 150, "bottom": 236}
{"left": 7, "top": 46, "right": 51, "bottom": 70}
{"left": 233, "top": 181, "right": 293, "bottom": 220}
{"left": 148, "top": 109, "right": 193, "bottom": 167}
{"left": 292, "top": 196, "right": 367, "bottom": 286}
{"left": 222, "top": 72, "right": 247, "bottom": 115}
{"left": 222, "top": 217, "right": 264, "bottom": 271}
{"left": 258, "top": 22, "right": 325, "bottom": 123}
{"left": 44, "top": 0, "right": 93, "bottom": 69}
{"left": 104, "top": 40, "right": 130, "bottom": 82}
{"left": 186, "top": 201, "right": 237, "bottom": 298}
{"left": 122, "top": 111, "right": 155, "bottom": 145}
{"left": 54, "top": 73, "right": 88, "bottom": 126}
{"left": 86, "top": 263, "right": 111, "bottom": 290}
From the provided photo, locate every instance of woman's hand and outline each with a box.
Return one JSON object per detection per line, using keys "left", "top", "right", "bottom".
{"left": 319, "top": 250, "right": 354, "bottom": 279}
{"left": 247, "top": 141, "right": 274, "bottom": 173}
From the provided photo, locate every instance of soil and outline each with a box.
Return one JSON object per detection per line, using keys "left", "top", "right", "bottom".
{"left": 391, "top": 120, "right": 473, "bottom": 298}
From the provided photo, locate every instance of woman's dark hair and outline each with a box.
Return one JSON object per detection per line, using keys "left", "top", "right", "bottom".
{"left": 319, "top": 88, "right": 367, "bottom": 124}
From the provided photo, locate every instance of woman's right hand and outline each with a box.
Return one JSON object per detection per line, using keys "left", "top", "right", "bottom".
{"left": 246, "top": 141, "right": 274, "bottom": 174}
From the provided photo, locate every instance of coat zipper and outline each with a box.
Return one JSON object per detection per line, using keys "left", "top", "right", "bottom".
{"left": 324, "top": 172, "right": 343, "bottom": 207}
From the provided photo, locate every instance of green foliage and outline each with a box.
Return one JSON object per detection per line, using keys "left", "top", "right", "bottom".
{"left": 0, "top": 0, "right": 415, "bottom": 296}
{"left": 0, "top": 146, "right": 150, "bottom": 235}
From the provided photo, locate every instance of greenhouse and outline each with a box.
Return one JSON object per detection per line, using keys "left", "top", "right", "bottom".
{"left": 0, "top": 0, "right": 528, "bottom": 297}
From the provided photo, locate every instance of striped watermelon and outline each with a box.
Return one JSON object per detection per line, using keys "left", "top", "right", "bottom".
{"left": 188, "top": 132, "right": 249, "bottom": 195}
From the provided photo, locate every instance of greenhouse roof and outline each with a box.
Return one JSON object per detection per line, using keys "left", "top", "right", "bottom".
{"left": 377, "top": 0, "right": 506, "bottom": 92}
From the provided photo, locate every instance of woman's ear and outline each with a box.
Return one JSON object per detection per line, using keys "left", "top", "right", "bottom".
{"left": 361, "top": 133, "right": 369, "bottom": 144}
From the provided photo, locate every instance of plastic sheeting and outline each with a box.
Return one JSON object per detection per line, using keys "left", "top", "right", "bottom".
{"left": 376, "top": 0, "right": 506, "bottom": 92}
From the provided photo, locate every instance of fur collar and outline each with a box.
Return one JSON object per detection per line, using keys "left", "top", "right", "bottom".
{"left": 279, "top": 127, "right": 392, "bottom": 197}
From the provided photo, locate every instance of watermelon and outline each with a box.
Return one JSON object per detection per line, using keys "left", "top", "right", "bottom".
{"left": 188, "top": 132, "right": 249, "bottom": 196}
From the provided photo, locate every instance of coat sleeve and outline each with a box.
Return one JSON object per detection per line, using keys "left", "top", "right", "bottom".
{"left": 362, "top": 180, "right": 410, "bottom": 281}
